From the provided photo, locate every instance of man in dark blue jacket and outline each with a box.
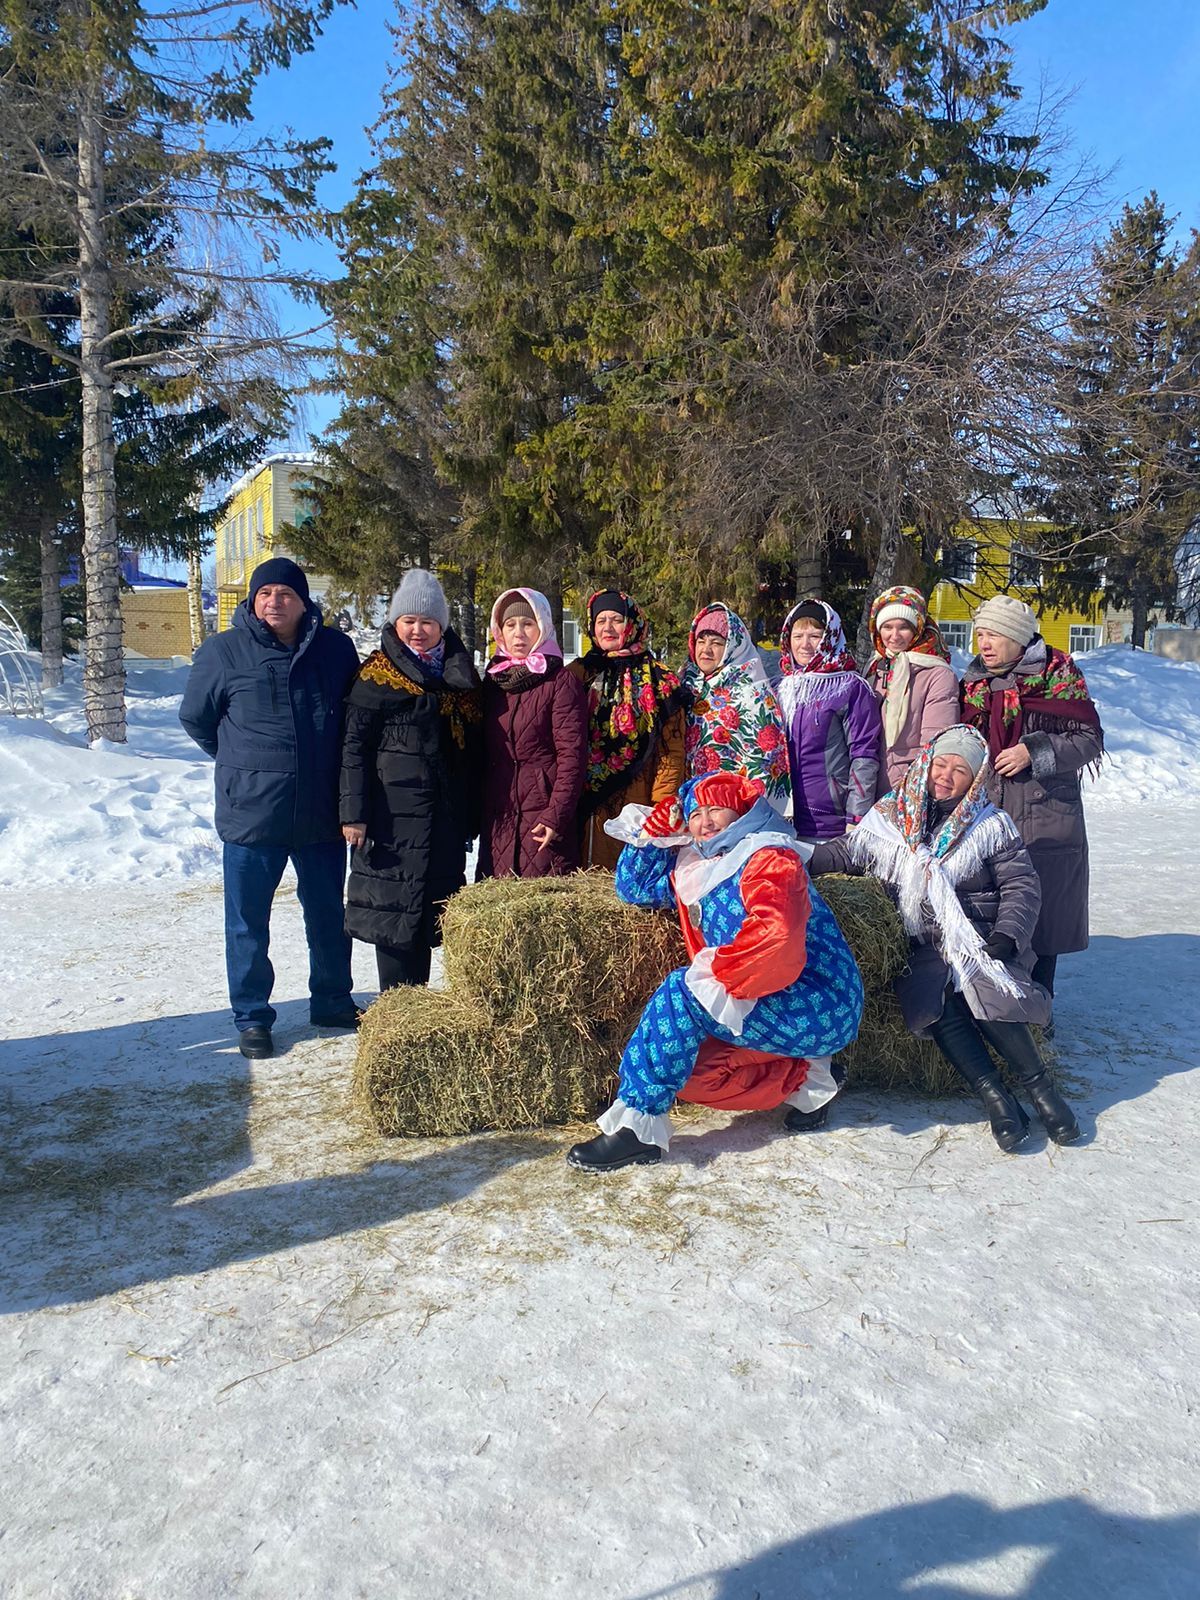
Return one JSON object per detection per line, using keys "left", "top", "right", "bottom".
{"left": 180, "top": 557, "right": 362, "bottom": 1058}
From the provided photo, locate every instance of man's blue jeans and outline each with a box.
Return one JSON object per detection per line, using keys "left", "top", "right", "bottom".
{"left": 223, "top": 840, "right": 353, "bottom": 1031}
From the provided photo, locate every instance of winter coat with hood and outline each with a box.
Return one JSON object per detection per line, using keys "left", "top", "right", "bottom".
{"left": 180, "top": 598, "right": 360, "bottom": 848}
{"left": 809, "top": 726, "right": 1050, "bottom": 1033}
{"left": 339, "top": 624, "right": 483, "bottom": 950}
{"left": 776, "top": 599, "right": 882, "bottom": 840}
{"left": 478, "top": 587, "right": 589, "bottom": 879}
{"left": 960, "top": 635, "right": 1103, "bottom": 956}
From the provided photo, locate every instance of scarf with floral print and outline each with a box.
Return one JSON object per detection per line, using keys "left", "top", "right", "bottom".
{"left": 681, "top": 602, "right": 791, "bottom": 808}
{"left": 779, "top": 596, "right": 859, "bottom": 691}
{"left": 961, "top": 638, "right": 1103, "bottom": 759}
{"left": 577, "top": 589, "right": 690, "bottom": 815}
{"left": 877, "top": 725, "right": 994, "bottom": 860}
{"left": 866, "top": 585, "right": 950, "bottom": 694}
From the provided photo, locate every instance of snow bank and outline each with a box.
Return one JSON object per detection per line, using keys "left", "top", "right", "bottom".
{"left": 0, "top": 663, "right": 217, "bottom": 887}
{"left": 3, "top": 644, "right": 1197, "bottom": 889}
{"left": 1083, "top": 645, "right": 1200, "bottom": 806}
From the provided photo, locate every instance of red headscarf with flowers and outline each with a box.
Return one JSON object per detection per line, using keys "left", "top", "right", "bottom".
{"left": 578, "top": 588, "right": 690, "bottom": 815}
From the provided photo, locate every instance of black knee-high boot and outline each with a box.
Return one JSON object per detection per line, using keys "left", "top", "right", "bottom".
{"left": 928, "top": 993, "right": 1029, "bottom": 1153}
{"left": 974, "top": 1018, "right": 1080, "bottom": 1145}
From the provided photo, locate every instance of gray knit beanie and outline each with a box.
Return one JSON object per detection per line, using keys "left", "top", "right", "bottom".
{"left": 931, "top": 725, "right": 987, "bottom": 777}
{"left": 973, "top": 594, "right": 1038, "bottom": 648}
{"left": 388, "top": 568, "right": 449, "bottom": 629}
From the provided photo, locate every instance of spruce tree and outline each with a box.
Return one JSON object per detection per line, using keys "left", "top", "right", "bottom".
{"left": 1045, "top": 195, "right": 1200, "bottom": 649}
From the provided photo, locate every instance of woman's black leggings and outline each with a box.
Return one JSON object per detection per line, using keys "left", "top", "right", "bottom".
{"left": 376, "top": 942, "right": 433, "bottom": 990}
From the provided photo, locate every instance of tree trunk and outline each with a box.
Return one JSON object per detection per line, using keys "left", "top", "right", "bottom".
{"left": 77, "top": 82, "right": 126, "bottom": 742}
{"left": 546, "top": 566, "right": 564, "bottom": 646}
{"left": 1130, "top": 580, "right": 1150, "bottom": 650}
{"left": 792, "top": 533, "right": 823, "bottom": 600}
{"left": 460, "top": 563, "right": 478, "bottom": 656}
{"left": 858, "top": 517, "right": 902, "bottom": 665}
{"left": 39, "top": 514, "right": 64, "bottom": 688}
{"left": 187, "top": 548, "right": 205, "bottom": 653}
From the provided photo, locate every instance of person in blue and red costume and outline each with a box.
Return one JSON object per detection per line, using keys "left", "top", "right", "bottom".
{"left": 567, "top": 772, "right": 864, "bottom": 1172}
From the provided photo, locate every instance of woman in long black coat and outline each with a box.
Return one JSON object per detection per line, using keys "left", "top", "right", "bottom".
{"left": 340, "top": 570, "right": 483, "bottom": 989}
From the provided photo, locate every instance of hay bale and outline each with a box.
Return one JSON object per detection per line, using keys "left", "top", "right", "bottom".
{"left": 354, "top": 866, "right": 991, "bottom": 1138}
{"left": 355, "top": 874, "right": 685, "bottom": 1137}
{"left": 354, "top": 987, "right": 622, "bottom": 1137}
{"left": 440, "top": 870, "right": 687, "bottom": 1027}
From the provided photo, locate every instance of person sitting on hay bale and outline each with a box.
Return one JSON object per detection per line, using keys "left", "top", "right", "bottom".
{"left": 809, "top": 725, "right": 1080, "bottom": 1152}
{"left": 567, "top": 773, "right": 864, "bottom": 1172}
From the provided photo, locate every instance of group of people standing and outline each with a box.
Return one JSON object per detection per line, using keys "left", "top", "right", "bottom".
{"left": 180, "top": 556, "right": 1104, "bottom": 1170}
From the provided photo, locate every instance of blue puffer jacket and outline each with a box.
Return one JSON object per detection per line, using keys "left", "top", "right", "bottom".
{"left": 180, "top": 600, "right": 360, "bottom": 848}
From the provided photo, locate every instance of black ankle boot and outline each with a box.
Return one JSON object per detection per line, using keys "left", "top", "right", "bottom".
{"left": 783, "top": 1103, "right": 830, "bottom": 1133}
{"left": 1022, "top": 1070, "right": 1080, "bottom": 1144}
{"left": 975, "top": 1072, "right": 1030, "bottom": 1153}
{"left": 567, "top": 1127, "right": 662, "bottom": 1172}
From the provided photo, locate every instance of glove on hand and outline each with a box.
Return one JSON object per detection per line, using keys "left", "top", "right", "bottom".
{"left": 982, "top": 931, "right": 1017, "bottom": 963}
{"left": 641, "top": 795, "right": 684, "bottom": 839}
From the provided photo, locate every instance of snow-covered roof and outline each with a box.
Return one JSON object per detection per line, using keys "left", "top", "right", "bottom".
{"left": 223, "top": 452, "right": 319, "bottom": 502}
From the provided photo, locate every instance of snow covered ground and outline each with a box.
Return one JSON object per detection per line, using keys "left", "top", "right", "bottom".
{"left": 2, "top": 648, "right": 1198, "bottom": 1598}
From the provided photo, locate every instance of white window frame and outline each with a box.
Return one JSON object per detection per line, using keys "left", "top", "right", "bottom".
{"left": 1008, "top": 547, "right": 1041, "bottom": 588}
{"left": 1068, "top": 625, "right": 1102, "bottom": 655}
{"left": 938, "top": 620, "right": 973, "bottom": 653}
{"left": 943, "top": 540, "right": 978, "bottom": 582}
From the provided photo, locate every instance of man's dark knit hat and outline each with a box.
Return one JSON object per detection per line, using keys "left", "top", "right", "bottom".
{"left": 249, "top": 557, "right": 310, "bottom": 607}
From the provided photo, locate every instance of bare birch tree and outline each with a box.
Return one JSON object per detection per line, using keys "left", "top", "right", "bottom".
{"left": 0, "top": 0, "right": 344, "bottom": 740}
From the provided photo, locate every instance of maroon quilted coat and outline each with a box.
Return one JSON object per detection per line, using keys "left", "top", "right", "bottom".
{"left": 478, "top": 659, "right": 589, "bottom": 878}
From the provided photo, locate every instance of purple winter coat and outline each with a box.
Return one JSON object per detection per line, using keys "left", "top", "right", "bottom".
{"left": 478, "top": 659, "right": 589, "bottom": 879}
{"left": 778, "top": 671, "right": 883, "bottom": 840}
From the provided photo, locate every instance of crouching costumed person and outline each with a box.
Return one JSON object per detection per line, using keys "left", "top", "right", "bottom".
{"left": 810, "top": 726, "right": 1080, "bottom": 1152}
{"left": 567, "top": 774, "right": 864, "bottom": 1172}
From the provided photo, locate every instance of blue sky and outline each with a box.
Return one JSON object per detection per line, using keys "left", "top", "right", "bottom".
{"left": 245, "top": 0, "right": 1200, "bottom": 448}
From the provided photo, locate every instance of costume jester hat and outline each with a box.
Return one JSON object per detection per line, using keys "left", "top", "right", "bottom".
{"left": 844, "top": 724, "right": 1024, "bottom": 1002}
{"left": 578, "top": 588, "right": 689, "bottom": 815}
{"left": 681, "top": 602, "right": 790, "bottom": 809}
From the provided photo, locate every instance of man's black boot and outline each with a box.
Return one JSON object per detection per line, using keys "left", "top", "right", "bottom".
{"left": 311, "top": 1004, "right": 364, "bottom": 1030}
{"left": 567, "top": 1127, "right": 662, "bottom": 1172}
{"left": 239, "top": 1025, "right": 273, "bottom": 1059}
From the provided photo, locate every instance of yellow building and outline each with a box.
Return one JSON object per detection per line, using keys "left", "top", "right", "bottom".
{"left": 122, "top": 583, "right": 193, "bottom": 658}
{"left": 927, "top": 519, "right": 1107, "bottom": 658}
{"left": 214, "top": 453, "right": 321, "bottom": 631}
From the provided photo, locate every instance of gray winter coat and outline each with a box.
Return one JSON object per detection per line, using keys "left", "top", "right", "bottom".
{"left": 960, "top": 640, "right": 1102, "bottom": 955}
{"left": 811, "top": 822, "right": 1050, "bottom": 1034}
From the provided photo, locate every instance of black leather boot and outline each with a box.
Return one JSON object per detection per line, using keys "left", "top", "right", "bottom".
{"left": 1020, "top": 1070, "right": 1080, "bottom": 1144}
{"left": 974, "top": 1072, "right": 1030, "bottom": 1153}
{"left": 930, "top": 994, "right": 1029, "bottom": 1153}
{"left": 976, "top": 1019, "right": 1080, "bottom": 1145}
{"left": 567, "top": 1127, "right": 662, "bottom": 1172}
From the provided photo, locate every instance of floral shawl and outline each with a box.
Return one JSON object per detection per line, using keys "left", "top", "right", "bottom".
{"left": 961, "top": 638, "right": 1104, "bottom": 761}
{"left": 846, "top": 725, "right": 1023, "bottom": 1000}
{"left": 577, "top": 589, "right": 690, "bottom": 816}
{"left": 681, "top": 602, "right": 790, "bottom": 808}
{"left": 778, "top": 598, "right": 860, "bottom": 708}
